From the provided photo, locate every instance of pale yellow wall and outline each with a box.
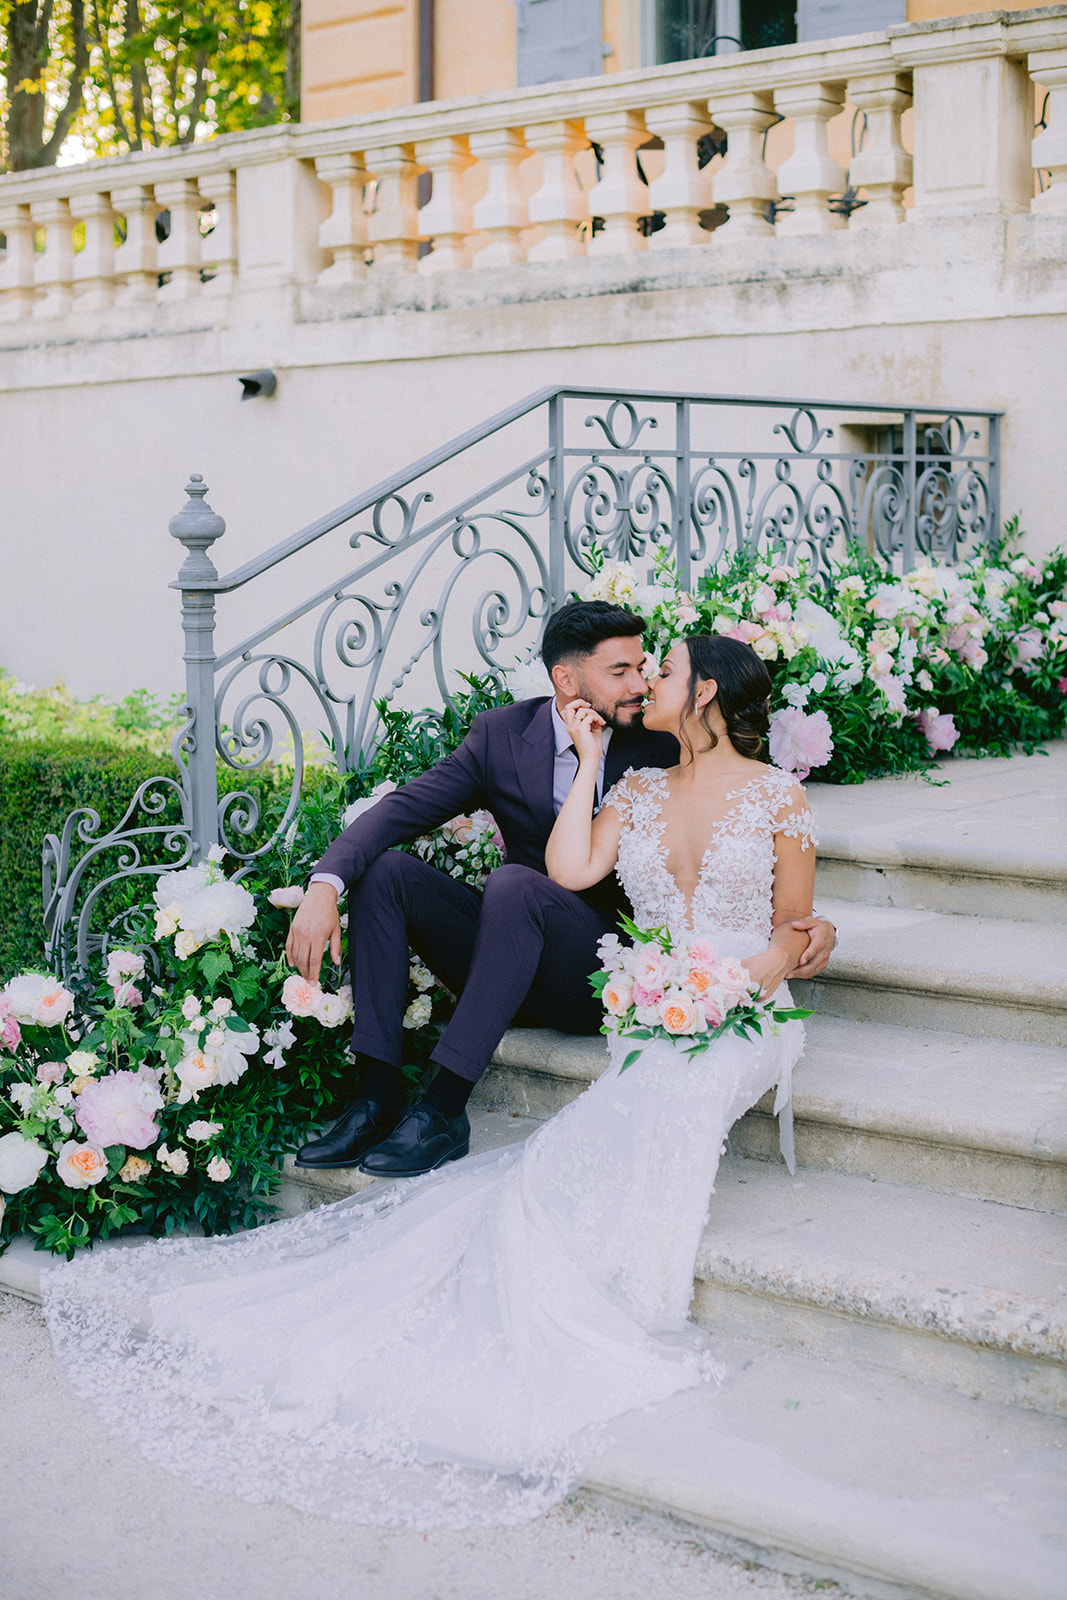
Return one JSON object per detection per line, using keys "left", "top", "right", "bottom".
{"left": 435, "top": 0, "right": 514, "bottom": 100}
{"left": 302, "top": 0, "right": 417, "bottom": 122}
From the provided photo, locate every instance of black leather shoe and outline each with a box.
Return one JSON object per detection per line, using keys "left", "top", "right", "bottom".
{"left": 294, "top": 1099, "right": 403, "bottom": 1169}
{"left": 358, "top": 1105, "right": 470, "bottom": 1178}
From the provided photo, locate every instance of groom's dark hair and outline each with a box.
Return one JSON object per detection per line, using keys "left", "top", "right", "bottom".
{"left": 541, "top": 601, "right": 645, "bottom": 673}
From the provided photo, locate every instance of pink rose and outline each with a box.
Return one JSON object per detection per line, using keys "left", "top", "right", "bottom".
{"left": 686, "top": 938, "right": 719, "bottom": 968}
{"left": 718, "top": 957, "right": 754, "bottom": 995}
{"left": 75, "top": 1069, "right": 163, "bottom": 1150}
{"left": 1, "top": 1015, "right": 21, "bottom": 1051}
{"left": 768, "top": 707, "right": 833, "bottom": 781}
{"left": 602, "top": 980, "right": 633, "bottom": 1017}
{"left": 701, "top": 993, "right": 725, "bottom": 1028}
{"left": 35, "top": 1060, "right": 66, "bottom": 1085}
{"left": 268, "top": 886, "right": 306, "bottom": 910}
{"left": 112, "top": 983, "right": 143, "bottom": 1008}
{"left": 631, "top": 980, "right": 664, "bottom": 1008}
{"left": 105, "top": 950, "right": 145, "bottom": 987}
{"left": 282, "top": 973, "right": 322, "bottom": 1017}
{"left": 919, "top": 709, "right": 959, "bottom": 753}
{"left": 725, "top": 620, "right": 764, "bottom": 644}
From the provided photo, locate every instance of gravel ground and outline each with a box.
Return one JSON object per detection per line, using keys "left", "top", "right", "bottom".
{"left": 1, "top": 1292, "right": 843, "bottom": 1600}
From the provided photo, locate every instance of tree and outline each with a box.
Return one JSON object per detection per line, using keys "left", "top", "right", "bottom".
{"left": 0, "top": 0, "right": 298, "bottom": 171}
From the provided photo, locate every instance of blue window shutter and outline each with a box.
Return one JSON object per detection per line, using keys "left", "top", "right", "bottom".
{"left": 515, "top": 0, "right": 604, "bottom": 87}
{"left": 796, "top": 0, "right": 906, "bottom": 43}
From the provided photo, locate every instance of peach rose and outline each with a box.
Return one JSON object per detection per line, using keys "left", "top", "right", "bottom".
{"left": 118, "top": 1155, "right": 151, "bottom": 1183}
{"left": 602, "top": 980, "right": 633, "bottom": 1017}
{"left": 660, "top": 993, "right": 704, "bottom": 1035}
{"left": 683, "top": 967, "right": 714, "bottom": 998}
{"left": 56, "top": 1140, "right": 108, "bottom": 1189}
{"left": 281, "top": 973, "right": 322, "bottom": 1017}
{"left": 31, "top": 986, "right": 75, "bottom": 1027}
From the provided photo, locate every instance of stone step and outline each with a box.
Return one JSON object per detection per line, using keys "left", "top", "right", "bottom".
{"left": 587, "top": 1337, "right": 1067, "bottom": 1600}
{"left": 694, "top": 1155, "right": 1067, "bottom": 1417}
{"left": 808, "top": 741, "right": 1067, "bottom": 924}
{"left": 792, "top": 901, "right": 1067, "bottom": 1047}
{"left": 480, "top": 1017, "right": 1067, "bottom": 1213}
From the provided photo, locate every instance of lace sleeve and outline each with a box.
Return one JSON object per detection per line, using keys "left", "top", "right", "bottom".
{"left": 769, "top": 775, "right": 818, "bottom": 852}
{"left": 600, "top": 768, "right": 640, "bottom": 822}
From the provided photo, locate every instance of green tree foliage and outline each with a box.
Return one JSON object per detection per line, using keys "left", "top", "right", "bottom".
{"left": 0, "top": 0, "right": 298, "bottom": 170}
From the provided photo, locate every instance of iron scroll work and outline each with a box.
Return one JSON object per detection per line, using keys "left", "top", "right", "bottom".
{"left": 43, "top": 386, "right": 1000, "bottom": 978}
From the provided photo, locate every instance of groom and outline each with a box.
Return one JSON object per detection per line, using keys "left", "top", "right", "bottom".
{"left": 287, "top": 601, "right": 835, "bottom": 1177}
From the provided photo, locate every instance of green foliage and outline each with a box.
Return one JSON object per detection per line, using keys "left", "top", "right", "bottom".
{"left": 0, "top": 735, "right": 282, "bottom": 976}
{"left": 0, "top": 670, "right": 185, "bottom": 753}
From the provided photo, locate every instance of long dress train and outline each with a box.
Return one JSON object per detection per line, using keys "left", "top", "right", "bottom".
{"left": 41, "top": 766, "right": 815, "bottom": 1529}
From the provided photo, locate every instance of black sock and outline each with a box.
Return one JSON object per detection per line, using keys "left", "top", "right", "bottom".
{"left": 356, "top": 1054, "right": 407, "bottom": 1110}
{"left": 420, "top": 1067, "right": 474, "bottom": 1120}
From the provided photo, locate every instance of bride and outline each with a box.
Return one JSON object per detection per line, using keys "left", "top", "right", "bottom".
{"left": 42, "top": 635, "right": 815, "bottom": 1530}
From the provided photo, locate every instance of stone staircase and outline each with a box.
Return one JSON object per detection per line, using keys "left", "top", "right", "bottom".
{"left": 279, "top": 743, "right": 1067, "bottom": 1598}
{"left": 3, "top": 745, "right": 1065, "bottom": 1598}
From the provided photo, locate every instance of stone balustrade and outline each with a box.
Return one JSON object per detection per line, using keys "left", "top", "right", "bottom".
{"left": 0, "top": 7, "right": 1065, "bottom": 324}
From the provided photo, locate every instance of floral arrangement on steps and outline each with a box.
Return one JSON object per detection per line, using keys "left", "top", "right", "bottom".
{"left": 577, "top": 527, "right": 1067, "bottom": 784}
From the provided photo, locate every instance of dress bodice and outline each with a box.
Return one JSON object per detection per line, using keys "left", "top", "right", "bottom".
{"left": 603, "top": 765, "right": 816, "bottom": 951}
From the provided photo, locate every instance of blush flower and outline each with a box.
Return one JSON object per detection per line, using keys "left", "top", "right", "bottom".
{"left": 282, "top": 973, "right": 321, "bottom": 1017}
{"left": 35, "top": 1060, "right": 66, "bottom": 1085}
{"left": 660, "top": 993, "right": 704, "bottom": 1035}
{"left": 75, "top": 1069, "right": 164, "bottom": 1150}
{"left": 919, "top": 708, "right": 960, "bottom": 753}
{"left": 269, "top": 885, "right": 306, "bottom": 910}
{"left": 0, "top": 1131, "right": 49, "bottom": 1193}
{"left": 105, "top": 950, "right": 146, "bottom": 988}
{"left": 768, "top": 707, "right": 833, "bottom": 781}
{"left": 206, "top": 1155, "right": 232, "bottom": 1183}
{"left": 602, "top": 980, "right": 633, "bottom": 1016}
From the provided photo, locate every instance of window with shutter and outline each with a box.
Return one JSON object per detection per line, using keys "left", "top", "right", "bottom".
{"left": 515, "top": 0, "right": 604, "bottom": 87}
{"left": 797, "top": 0, "right": 906, "bottom": 43}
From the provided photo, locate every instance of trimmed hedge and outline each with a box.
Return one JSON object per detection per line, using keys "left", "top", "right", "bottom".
{"left": 0, "top": 738, "right": 284, "bottom": 976}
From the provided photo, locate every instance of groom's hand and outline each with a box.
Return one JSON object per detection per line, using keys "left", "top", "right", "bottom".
{"left": 286, "top": 882, "right": 342, "bottom": 983}
{"left": 785, "top": 916, "right": 835, "bottom": 980}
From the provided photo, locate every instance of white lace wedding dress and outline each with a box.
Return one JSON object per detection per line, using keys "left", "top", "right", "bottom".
{"left": 42, "top": 766, "right": 814, "bottom": 1529}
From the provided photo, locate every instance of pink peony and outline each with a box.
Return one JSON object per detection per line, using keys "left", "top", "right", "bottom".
{"left": 919, "top": 709, "right": 959, "bottom": 753}
{"left": 686, "top": 938, "right": 719, "bottom": 968}
{"left": 75, "top": 1068, "right": 163, "bottom": 1150}
{"left": 768, "top": 707, "right": 833, "bottom": 781}
{"left": 0, "top": 1015, "right": 21, "bottom": 1051}
{"left": 633, "top": 945, "right": 671, "bottom": 992}
{"left": 632, "top": 980, "right": 665, "bottom": 1008}
{"left": 112, "top": 983, "right": 143, "bottom": 1008}
{"left": 1011, "top": 628, "right": 1044, "bottom": 674}
{"left": 701, "top": 991, "right": 726, "bottom": 1029}
{"left": 282, "top": 973, "right": 322, "bottom": 1017}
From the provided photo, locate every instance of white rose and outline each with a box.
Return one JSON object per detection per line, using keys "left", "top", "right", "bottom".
{"left": 343, "top": 780, "right": 398, "bottom": 830}
{"left": 314, "top": 992, "right": 349, "bottom": 1028}
{"left": 209, "top": 997, "right": 233, "bottom": 1019}
{"left": 174, "top": 931, "right": 202, "bottom": 962}
{"left": 0, "top": 1131, "right": 49, "bottom": 1194}
{"left": 268, "top": 886, "right": 306, "bottom": 909}
{"left": 186, "top": 1120, "right": 221, "bottom": 1142}
{"left": 181, "top": 994, "right": 202, "bottom": 1021}
{"left": 56, "top": 1140, "right": 109, "bottom": 1189}
{"left": 66, "top": 1050, "right": 99, "bottom": 1076}
{"left": 403, "top": 995, "right": 432, "bottom": 1030}
{"left": 157, "top": 1143, "right": 190, "bottom": 1176}
{"left": 206, "top": 1155, "right": 232, "bottom": 1183}
{"left": 154, "top": 902, "right": 182, "bottom": 938}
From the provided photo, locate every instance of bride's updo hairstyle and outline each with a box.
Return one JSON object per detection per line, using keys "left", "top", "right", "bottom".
{"left": 680, "top": 635, "right": 772, "bottom": 760}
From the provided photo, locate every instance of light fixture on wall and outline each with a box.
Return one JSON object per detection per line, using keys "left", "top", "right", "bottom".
{"left": 238, "top": 369, "right": 277, "bottom": 400}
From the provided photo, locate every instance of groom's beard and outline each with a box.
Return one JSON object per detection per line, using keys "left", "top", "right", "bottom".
{"left": 576, "top": 681, "right": 646, "bottom": 729}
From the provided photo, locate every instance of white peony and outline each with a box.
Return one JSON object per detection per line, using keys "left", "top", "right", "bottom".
{"left": 0, "top": 1131, "right": 49, "bottom": 1194}
{"left": 154, "top": 863, "right": 256, "bottom": 947}
{"left": 503, "top": 655, "right": 554, "bottom": 703}
{"left": 343, "top": 780, "right": 398, "bottom": 829}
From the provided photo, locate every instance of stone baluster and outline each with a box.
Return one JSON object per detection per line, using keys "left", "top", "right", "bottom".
{"left": 469, "top": 128, "right": 531, "bottom": 268}
{"left": 72, "top": 190, "right": 117, "bottom": 309}
{"left": 643, "top": 102, "right": 715, "bottom": 249}
{"left": 1030, "top": 51, "right": 1067, "bottom": 212}
{"left": 154, "top": 178, "right": 203, "bottom": 299}
{"left": 111, "top": 185, "right": 159, "bottom": 301}
{"left": 314, "top": 153, "right": 371, "bottom": 282}
{"left": 30, "top": 197, "right": 74, "bottom": 317}
{"left": 584, "top": 109, "right": 649, "bottom": 256}
{"left": 199, "top": 171, "right": 238, "bottom": 293}
{"left": 366, "top": 144, "right": 421, "bottom": 271}
{"left": 0, "top": 203, "right": 38, "bottom": 319}
{"left": 414, "top": 135, "right": 475, "bottom": 274}
{"left": 523, "top": 119, "right": 588, "bottom": 261}
{"left": 708, "top": 91, "right": 779, "bottom": 238}
{"left": 773, "top": 83, "right": 848, "bottom": 234}
{"left": 845, "top": 75, "right": 913, "bottom": 227}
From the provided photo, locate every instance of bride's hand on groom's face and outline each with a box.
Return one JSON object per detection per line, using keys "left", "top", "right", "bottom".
{"left": 562, "top": 698, "right": 607, "bottom": 765}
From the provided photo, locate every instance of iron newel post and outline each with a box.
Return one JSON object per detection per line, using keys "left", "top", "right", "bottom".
{"left": 170, "top": 474, "right": 225, "bottom": 864}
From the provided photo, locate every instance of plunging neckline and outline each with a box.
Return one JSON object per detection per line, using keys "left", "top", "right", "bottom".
{"left": 641, "top": 767, "right": 774, "bottom": 932}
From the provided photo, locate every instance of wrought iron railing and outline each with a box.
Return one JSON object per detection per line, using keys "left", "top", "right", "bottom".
{"left": 42, "top": 384, "right": 1000, "bottom": 977}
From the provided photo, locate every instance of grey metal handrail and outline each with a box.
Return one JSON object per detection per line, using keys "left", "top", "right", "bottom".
{"left": 44, "top": 383, "right": 1001, "bottom": 978}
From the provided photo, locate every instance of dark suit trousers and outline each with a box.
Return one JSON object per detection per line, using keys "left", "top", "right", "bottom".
{"left": 347, "top": 853, "right": 612, "bottom": 1084}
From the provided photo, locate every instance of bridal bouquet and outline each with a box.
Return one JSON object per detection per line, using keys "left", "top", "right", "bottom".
{"left": 592, "top": 917, "right": 812, "bottom": 1072}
